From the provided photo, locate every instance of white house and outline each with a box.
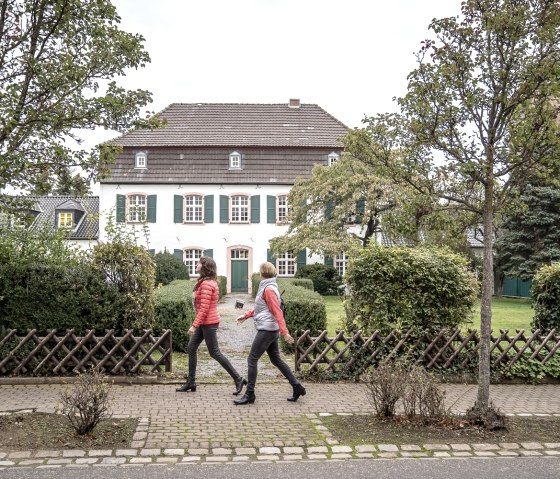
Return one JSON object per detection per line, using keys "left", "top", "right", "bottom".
{"left": 100, "top": 100, "right": 348, "bottom": 293}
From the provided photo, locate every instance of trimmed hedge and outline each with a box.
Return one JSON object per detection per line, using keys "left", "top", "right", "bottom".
{"left": 532, "top": 262, "right": 560, "bottom": 333}
{"left": 277, "top": 279, "right": 327, "bottom": 334}
{"left": 217, "top": 275, "right": 227, "bottom": 299}
{"left": 295, "top": 264, "right": 342, "bottom": 295}
{"left": 153, "top": 279, "right": 196, "bottom": 352}
{"left": 154, "top": 251, "right": 189, "bottom": 285}
{"left": 346, "top": 245, "right": 479, "bottom": 333}
{"left": 0, "top": 262, "right": 122, "bottom": 333}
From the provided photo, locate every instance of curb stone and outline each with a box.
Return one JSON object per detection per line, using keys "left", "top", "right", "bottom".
{"left": 1, "top": 412, "right": 560, "bottom": 468}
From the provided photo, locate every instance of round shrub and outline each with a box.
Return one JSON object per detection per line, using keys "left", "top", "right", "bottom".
{"left": 154, "top": 251, "right": 189, "bottom": 286}
{"left": 345, "top": 245, "right": 479, "bottom": 333}
{"left": 295, "top": 264, "right": 342, "bottom": 295}
{"left": 531, "top": 262, "right": 560, "bottom": 333}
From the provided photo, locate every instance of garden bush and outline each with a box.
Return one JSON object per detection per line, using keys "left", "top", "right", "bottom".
{"left": 153, "top": 280, "right": 196, "bottom": 352}
{"left": 154, "top": 251, "right": 189, "bottom": 286}
{"left": 531, "top": 261, "right": 560, "bottom": 333}
{"left": 345, "top": 245, "right": 478, "bottom": 333}
{"left": 295, "top": 263, "right": 342, "bottom": 295}
{"left": 0, "top": 262, "right": 121, "bottom": 333}
{"left": 92, "top": 242, "right": 156, "bottom": 331}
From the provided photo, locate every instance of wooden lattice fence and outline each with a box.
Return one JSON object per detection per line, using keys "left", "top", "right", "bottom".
{"left": 295, "top": 328, "right": 560, "bottom": 375}
{"left": 0, "top": 329, "right": 172, "bottom": 375}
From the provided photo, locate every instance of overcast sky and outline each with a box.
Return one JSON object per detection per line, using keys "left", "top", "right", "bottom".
{"left": 84, "top": 0, "right": 463, "bottom": 149}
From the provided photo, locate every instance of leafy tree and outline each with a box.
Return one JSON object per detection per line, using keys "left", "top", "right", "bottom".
{"left": 154, "top": 250, "right": 190, "bottom": 286}
{"left": 0, "top": 0, "right": 160, "bottom": 208}
{"left": 496, "top": 185, "right": 560, "bottom": 281}
{"left": 350, "top": 0, "right": 560, "bottom": 415}
{"left": 270, "top": 155, "right": 398, "bottom": 257}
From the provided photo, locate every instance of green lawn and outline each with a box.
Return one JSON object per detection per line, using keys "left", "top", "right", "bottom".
{"left": 324, "top": 295, "right": 534, "bottom": 334}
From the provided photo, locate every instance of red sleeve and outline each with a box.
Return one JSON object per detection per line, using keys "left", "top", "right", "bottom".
{"left": 263, "top": 288, "right": 288, "bottom": 335}
{"left": 243, "top": 308, "right": 255, "bottom": 319}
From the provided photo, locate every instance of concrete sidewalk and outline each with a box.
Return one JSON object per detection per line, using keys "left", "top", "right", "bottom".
{"left": 1, "top": 382, "right": 560, "bottom": 468}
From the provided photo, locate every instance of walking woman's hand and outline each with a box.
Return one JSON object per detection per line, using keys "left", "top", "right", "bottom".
{"left": 283, "top": 333, "right": 295, "bottom": 345}
{"left": 236, "top": 315, "right": 246, "bottom": 325}
{"left": 188, "top": 326, "right": 196, "bottom": 335}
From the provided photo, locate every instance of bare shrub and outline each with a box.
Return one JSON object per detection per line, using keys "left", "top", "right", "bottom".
{"left": 366, "top": 361, "right": 408, "bottom": 417}
{"left": 60, "top": 369, "right": 112, "bottom": 435}
{"left": 402, "top": 365, "right": 448, "bottom": 422}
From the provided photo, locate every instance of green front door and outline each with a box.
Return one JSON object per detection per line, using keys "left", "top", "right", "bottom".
{"left": 231, "top": 249, "right": 249, "bottom": 293}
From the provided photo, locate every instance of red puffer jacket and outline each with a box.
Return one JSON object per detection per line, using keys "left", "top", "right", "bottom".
{"left": 192, "top": 279, "right": 221, "bottom": 328}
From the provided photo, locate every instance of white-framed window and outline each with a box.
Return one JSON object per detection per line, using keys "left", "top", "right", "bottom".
{"left": 334, "top": 253, "right": 348, "bottom": 277}
{"left": 135, "top": 151, "right": 147, "bottom": 168}
{"left": 184, "top": 195, "right": 203, "bottom": 223}
{"left": 229, "top": 151, "right": 241, "bottom": 169}
{"left": 230, "top": 195, "right": 249, "bottom": 223}
{"left": 277, "top": 195, "right": 290, "bottom": 223}
{"left": 58, "top": 212, "right": 73, "bottom": 228}
{"left": 231, "top": 249, "right": 249, "bottom": 259}
{"left": 327, "top": 152, "right": 340, "bottom": 166}
{"left": 184, "top": 249, "right": 203, "bottom": 276}
{"left": 127, "top": 194, "right": 147, "bottom": 222}
{"left": 277, "top": 252, "right": 296, "bottom": 276}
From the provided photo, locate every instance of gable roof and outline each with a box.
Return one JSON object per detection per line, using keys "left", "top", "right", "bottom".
{"left": 28, "top": 196, "right": 99, "bottom": 240}
{"left": 107, "top": 103, "right": 348, "bottom": 148}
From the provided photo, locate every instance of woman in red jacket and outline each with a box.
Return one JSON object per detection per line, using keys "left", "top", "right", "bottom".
{"left": 176, "top": 256, "right": 246, "bottom": 395}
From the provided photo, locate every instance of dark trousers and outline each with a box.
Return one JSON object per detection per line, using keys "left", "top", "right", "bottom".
{"left": 187, "top": 325, "right": 240, "bottom": 382}
{"left": 247, "top": 330, "right": 298, "bottom": 392}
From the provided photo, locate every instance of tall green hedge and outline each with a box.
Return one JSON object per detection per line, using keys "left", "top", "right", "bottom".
{"left": 277, "top": 279, "right": 327, "bottom": 334}
{"left": 532, "top": 262, "right": 560, "bottom": 333}
{"left": 345, "top": 245, "right": 479, "bottom": 333}
{"left": 0, "top": 262, "right": 122, "bottom": 333}
{"left": 153, "top": 279, "right": 196, "bottom": 352}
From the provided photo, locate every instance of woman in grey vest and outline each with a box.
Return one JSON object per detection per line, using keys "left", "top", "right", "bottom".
{"left": 234, "top": 261, "right": 306, "bottom": 405}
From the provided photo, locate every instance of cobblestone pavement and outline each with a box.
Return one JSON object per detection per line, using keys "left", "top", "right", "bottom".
{"left": 1, "top": 295, "right": 560, "bottom": 468}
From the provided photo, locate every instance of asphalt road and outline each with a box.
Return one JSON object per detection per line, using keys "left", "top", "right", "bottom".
{"left": 1, "top": 458, "right": 560, "bottom": 479}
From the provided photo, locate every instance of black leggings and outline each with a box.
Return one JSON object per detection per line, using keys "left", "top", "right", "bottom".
{"left": 247, "top": 330, "right": 298, "bottom": 392}
{"left": 187, "top": 325, "right": 240, "bottom": 382}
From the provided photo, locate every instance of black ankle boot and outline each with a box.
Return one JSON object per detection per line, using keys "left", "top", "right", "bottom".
{"left": 176, "top": 380, "right": 196, "bottom": 392}
{"left": 287, "top": 383, "right": 306, "bottom": 402}
{"left": 234, "top": 391, "right": 255, "bottom": 405}
{"left": 233, "top": 377, "right": 247, "bottom": 395}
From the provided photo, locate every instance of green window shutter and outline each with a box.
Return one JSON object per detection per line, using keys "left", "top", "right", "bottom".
{"left": 355, "top": 199, "right": 365, "bottom": 224}
{"left": 324, "top": 256, "right": 333, "bottom": 266}
{"left": 174, "top": 195, "right": 183, "bottom": 223}
{"left": 203, "top": 249, "right": 213, "bottom": 258}
{"left": 173, "top": 249, "right": 183, "bottom": 260}
{"left": 116, "top": 194, "right": 125, "bottom": 223}
{"left": 220, "top": 195, "right": 229, "bottom": 223}
{"left": 148, "top": 249, "right": 155, "bottom": 256}
{"left": 204, "top": 195, "right": 214, "bottom": 223}
{"left": 325, "top": 200, "right": 334, "bottom": 220}
{"left": 267, "top": 195, "right": 276, "bottom": 224}
{"left": 147, "top": 195, "right": 157, "bottom": 223}
{"left": 251, "top": 195, "right": 260, "bottom": 223}
{"left": 297, "top": 250, "right": 307, "bottom": 271}
{"left": 267, "top": 249, "right": 276, "bottom": 264}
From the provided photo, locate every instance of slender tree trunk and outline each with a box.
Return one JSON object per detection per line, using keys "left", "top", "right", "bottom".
{"left": 477, "top": 178, "right": 494, "bottom": 410}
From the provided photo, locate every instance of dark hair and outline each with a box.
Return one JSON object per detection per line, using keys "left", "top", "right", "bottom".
{"left": 194, "top": 256, "right": 217, "bottom": 291}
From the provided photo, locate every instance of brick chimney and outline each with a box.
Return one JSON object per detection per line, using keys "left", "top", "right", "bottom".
{"left": 288, "top": 98, "right": 301, "bottom": 108}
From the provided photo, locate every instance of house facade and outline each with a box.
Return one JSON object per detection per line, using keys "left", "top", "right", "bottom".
{"left": 100, "top": 100, "right": 348, "bottom": 293}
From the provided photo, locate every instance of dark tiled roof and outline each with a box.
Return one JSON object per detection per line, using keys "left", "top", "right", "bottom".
{"left": 107, "top": 103, "right": 348, "bottom": 148}
{"left": 28, "top": 196, "right": 99, "bottom": 240}
{"left": 102, "top": 148, "right": 337, "bottom": 184}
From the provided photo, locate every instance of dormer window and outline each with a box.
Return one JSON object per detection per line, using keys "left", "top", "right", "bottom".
{"left": 135, "top": 151, "right": 147, "bottom": 168}
{"left": 327, "top": 152, "right": 340, "bottom": 166}
{"left": 229, "top": 151, "right": 242, "bottom": 169}
{"left": 58, "top": 212, "right": 73, "bottom": 228}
